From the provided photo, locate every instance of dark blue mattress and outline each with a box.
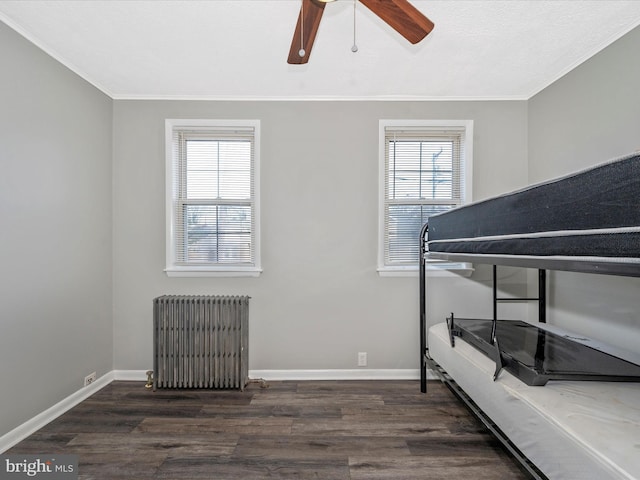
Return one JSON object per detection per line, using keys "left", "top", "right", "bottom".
{"left": 426, "top": 152, "right": 640, "bottom": 276}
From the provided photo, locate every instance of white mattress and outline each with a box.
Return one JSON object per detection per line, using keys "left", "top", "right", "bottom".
{"left": 428, "top": 322, "right": 640, "bottom": 480}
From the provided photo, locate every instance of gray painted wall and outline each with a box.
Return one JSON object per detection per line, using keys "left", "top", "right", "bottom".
{"left": 0, "top": 23, "right": 113, "bottom": 436}
{"left": 528, "top": 26, "right": 640, "bottom": 352}
{"left": 112, "top": 100, "right": 528, "bottom": 372}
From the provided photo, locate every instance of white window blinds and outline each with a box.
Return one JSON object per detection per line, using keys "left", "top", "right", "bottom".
{"left": 380, "top": 122, "right": 470, "bottom": 270}
{"left": 166, "top": 120, "right": 260, "bottom": 276}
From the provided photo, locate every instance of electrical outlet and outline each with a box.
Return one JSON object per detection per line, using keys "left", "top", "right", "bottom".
{"left": 358, "top": 352, "right": 367, "bottom": 367}
{"left": 84, "top": 372, "right": 97, "bottom": 387}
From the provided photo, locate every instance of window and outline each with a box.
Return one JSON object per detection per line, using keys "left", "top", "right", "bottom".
{"left": 165, "top": 119, "right": 261, "bottom": 277}
{"left": 378, "top": 120, "right": 473, "bottom": 276}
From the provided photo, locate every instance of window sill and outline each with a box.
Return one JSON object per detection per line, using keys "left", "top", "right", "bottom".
{"left": 378, "top": 263, "right": 474, "bottom": 278}
{"left": 165, "top": 266, "right": 263, "bottom": 278}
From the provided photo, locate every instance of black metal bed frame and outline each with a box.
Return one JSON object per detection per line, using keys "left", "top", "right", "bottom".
{"left": 421, "top": 223, "right": 549, "bottom": 388}
{"left": 419, "top": 219, "right": 640, "bottom": 478}
{"left": 420, "top": 221, "right": 640, "bottom": 392}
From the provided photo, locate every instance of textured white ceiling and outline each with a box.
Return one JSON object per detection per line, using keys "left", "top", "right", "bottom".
{"left": 1, "top": 0, "right": 640, "bottom": 100}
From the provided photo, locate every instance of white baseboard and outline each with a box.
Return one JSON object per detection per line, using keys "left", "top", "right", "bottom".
{"left": 248, "top": 369, "right": 422, "bottom": 381}
{"left": 115, "top": 368, "right": 430, "bottom": 382}
{"left": 77, "top": 369, "right": 429, "bottom": 383}
{"left": 0, "top": 371, "right": 114, "bottom": 453}
{"left": 113, "top": 369, "right": 149, "bottom": 381}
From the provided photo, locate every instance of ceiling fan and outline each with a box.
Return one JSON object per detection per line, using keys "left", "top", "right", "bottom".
{"left": 287, "top": 0, "right": 434, "bottom": 64}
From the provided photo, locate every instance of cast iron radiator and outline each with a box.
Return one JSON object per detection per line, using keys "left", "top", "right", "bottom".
{"left": 153, "top": 295, "right": 249, "bottom": 390}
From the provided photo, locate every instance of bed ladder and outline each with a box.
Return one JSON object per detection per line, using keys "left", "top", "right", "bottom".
{"left": 493, "top": 265, "right": 546, "bottom": 324}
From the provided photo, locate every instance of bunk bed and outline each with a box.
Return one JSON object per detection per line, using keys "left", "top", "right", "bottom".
{"left": 419, "top": 152, "right": 640, "bottom": 480}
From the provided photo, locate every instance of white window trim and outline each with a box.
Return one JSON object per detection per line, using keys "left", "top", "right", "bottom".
{"left": 164, "top": 119, "right": 262, "bottom": 277}
{"left": 377, "top": 119, "right": 474, "bottom": 278}
{"left": 378, "top": 263, "right": 475, "bottom": 278}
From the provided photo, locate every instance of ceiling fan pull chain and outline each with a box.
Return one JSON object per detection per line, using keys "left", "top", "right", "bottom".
{"left": 299, "top": 0, "right": 306, "bottom": 57}
{"left": 351, "top": 0, "right": 358, "bottom": 53}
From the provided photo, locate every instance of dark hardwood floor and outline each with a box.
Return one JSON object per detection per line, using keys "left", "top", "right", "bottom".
{"left": 8, "top": 380, "right": 533, "bottom": 479}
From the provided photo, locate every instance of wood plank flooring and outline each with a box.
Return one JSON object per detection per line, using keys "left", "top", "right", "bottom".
{"left": 7, "top": 380, "right": 534, "bottom": 479}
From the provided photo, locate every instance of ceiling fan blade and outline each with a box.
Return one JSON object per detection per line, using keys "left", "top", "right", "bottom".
{"left": 287, "top": 0, "right": 326, "bottom": 64}
{"left": 358, "top": 0, "right": 434, "bottom": 44}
